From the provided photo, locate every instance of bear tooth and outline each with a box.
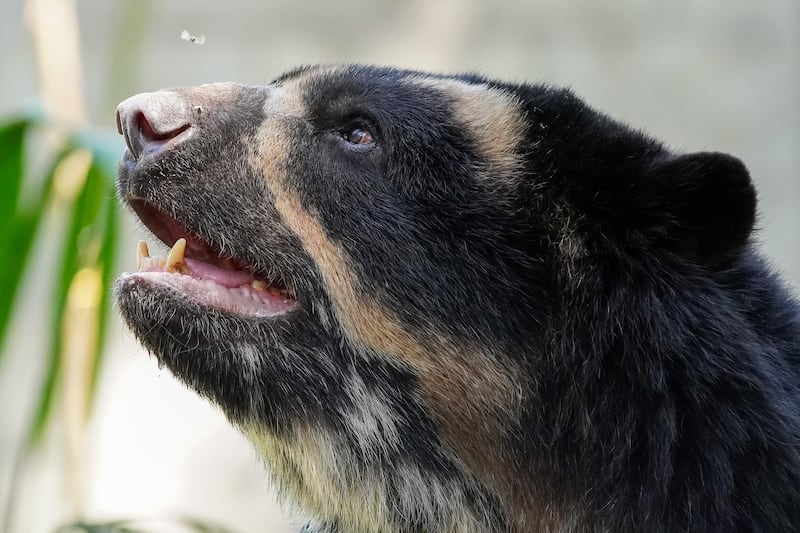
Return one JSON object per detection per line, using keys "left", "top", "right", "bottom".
{"left": 136, "top": 241, "right": 149, "bottom": 271}
{"left": 165, "top": 238, "right": 186, "bottom": 272}
{"left": 251, "top": 280, "right": 268, "bottom": 291}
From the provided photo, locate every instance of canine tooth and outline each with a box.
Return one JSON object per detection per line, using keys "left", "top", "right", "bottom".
{"left": 166, "top": 238, "right": 186, "bottom": 272}
{"left": 136, "top": 241, "right": 149, "bottom": 271}
{"left": 251, "top": 280, "right": 268, "bottom": 291}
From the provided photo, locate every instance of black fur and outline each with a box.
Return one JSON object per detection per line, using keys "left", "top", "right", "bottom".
{"left": 115, "top": 65, "right": 800, "bottom": 532}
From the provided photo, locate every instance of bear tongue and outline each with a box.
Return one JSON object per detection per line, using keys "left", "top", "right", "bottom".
{"left": 137, "top": 238, "right": 255, "bottom": 288}
{"left": 183, "top": 257, "right": 253, "bottom": 288}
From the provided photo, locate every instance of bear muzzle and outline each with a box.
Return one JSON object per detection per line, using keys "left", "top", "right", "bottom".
{"left": 116, "top": 90, "right": 196, "bottom": 160}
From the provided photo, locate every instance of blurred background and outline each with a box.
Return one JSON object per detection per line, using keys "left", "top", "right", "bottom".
{"left": 0, "top": 0, "right": 797, "bottom": 532}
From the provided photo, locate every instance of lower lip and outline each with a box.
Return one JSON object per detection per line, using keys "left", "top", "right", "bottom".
{"left": 121, "top": 271, "right": 297, "bottom": 318}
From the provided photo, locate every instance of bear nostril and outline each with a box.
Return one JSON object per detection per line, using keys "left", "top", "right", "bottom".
{"left": 137, "top": 111, "right": 190, "bottom": 142}
{"left": 116, "top": 91, "right": 194, "bottom": 160}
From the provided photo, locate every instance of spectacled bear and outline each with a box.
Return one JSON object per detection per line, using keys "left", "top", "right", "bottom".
{"left": 114, "top": 65, "right": 800, "bottom": 532}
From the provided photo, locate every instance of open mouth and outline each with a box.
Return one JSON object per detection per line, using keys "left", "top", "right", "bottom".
{"left": 124, "top": 199, "right": 297, "bottom": 318}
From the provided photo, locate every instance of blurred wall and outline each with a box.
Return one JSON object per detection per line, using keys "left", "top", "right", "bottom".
{"left": 1, "top": 1, "right": 798, "bottom": 532}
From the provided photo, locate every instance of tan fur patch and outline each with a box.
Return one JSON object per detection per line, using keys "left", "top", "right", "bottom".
{"left": 249, "top": 69, "right": 531, "bottom": 521}
{"left": 410, "top": 77, "right": 527, "bottom": 181}
{"left": 263, "top": 84, "right": 308, "bottom": 119}
{"left": 244, "top": 422, "right": 532, "bottom": 532}
{"left": 242, "top": 423, "right": 394, "bottom": 531}
{"left": 253, "top": 125, "right": 518, "bottom": 489}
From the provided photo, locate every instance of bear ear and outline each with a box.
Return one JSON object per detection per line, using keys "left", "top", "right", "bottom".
{"left": 635, "top": 152, "right": 756, "bottom": 266}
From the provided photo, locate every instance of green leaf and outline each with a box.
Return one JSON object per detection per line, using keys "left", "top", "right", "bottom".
{"left": 28, "top": 150, "right": 117, "bottom": 445}
{"left": 55, "top": 522, "right": 144, "bottom": 533}
{"left": 54, "top": 517, "right": 238, "bottom": 533}
{"left": 177, "top": 516, "right": 238, "bottom": 533}
{"left": 0, "top": 120, "right": 29, "bottom": 350}
{"left": 0, "top": 182, "right": 55, "bottom": 352}
{"left": 0, "top": 120, "right": 27, "bottom": 240}
{"left": 0, "top": 123, "right": 65, "bottom": 360}
{"left": 87, "top": 172, "right": 120, "bottom": 412}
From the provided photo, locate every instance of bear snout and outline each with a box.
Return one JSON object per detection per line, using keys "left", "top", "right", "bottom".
{"left": 116, "top": 90, "right": 195, "bottom": 160}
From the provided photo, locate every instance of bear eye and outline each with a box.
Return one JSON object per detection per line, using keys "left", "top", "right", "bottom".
{"left": 342, "top": 127, "right": 374, "bottom": 146}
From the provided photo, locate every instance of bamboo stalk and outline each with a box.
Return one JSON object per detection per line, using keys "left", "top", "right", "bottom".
{"left": 24, "top": 0, "right": 87, "bottom": 127}
{"left": 23, "top": 0, "right": 92, "bottom": 522}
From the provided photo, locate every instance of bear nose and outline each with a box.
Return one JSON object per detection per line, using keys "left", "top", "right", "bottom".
{"left": 115, "top": 91, "right": 194, "bottom": 159}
